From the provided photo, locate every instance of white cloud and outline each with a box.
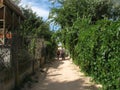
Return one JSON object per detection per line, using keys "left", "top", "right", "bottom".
{"left": 31, "top": 6, "right": 49, "bottom": 20}
{"left": 20, "top": 0, "right": 50, "bottom": 20}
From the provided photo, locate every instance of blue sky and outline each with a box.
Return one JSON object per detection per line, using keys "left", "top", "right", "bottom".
{"left": 20, "top": 0, "right": 52, "bottom": 20}
{"left": 20, "top": 0, "right": 60, "bottom": 30}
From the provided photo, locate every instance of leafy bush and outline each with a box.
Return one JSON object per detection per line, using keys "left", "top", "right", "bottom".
{"left": 73, "top": 19, "right": 120, "bottom": 89}
{"left": 49, "top": 0, "right": 120, "bottom": 89}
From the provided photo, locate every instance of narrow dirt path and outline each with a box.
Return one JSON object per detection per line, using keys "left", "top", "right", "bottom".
{"left": 22, "top": 58, "right": 101, "bottom": 90}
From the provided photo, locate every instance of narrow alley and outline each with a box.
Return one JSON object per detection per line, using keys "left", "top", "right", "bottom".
{"left": 21, "top": 58, "right": 101, "bottom": 90}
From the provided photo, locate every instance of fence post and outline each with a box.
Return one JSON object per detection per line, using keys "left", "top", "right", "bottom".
{"left": 11, "top": 35, "right": 20, "bottom": 89}
{"left": 32, "top": 38, "right": 36, "bottom": 74}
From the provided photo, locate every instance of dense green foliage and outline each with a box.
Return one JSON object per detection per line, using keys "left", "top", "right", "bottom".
{"left": 20, "top": 7, "right": 57, "bottom": 60}
{"left": 11, "top": 0, "right": 21, "bottom": 5}
{"left": 49, "top": 0, "right": 120, "bottom": 89}
{"left": 74, "top": 19, "right": 120, "bottom": 89}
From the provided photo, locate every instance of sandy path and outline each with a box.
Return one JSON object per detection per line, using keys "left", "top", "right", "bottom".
{"left": 22, "top": 58, "right": 101, "bottom": 90}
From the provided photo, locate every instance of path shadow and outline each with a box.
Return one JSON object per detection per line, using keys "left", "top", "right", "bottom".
{"left": 21, "top": 58, "right": 101, "bottom": 90}
{"left": 31, "top": 78, "right": 100, "bottom": 90}
{"left": 56, "top": 56, "right": 71, "bottom": 61}
{"left": 50, "top": 60, "right": 64, "bottom": 68}
{"left": 20, "top": 59, "right": 65, "bottom": 90}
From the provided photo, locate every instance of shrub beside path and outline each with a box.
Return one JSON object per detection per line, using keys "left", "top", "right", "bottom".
{"left": 21, "top": 57, "right": 102, "bottom": 90}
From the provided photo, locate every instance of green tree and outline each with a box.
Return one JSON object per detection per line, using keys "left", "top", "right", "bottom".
{"left": 11, "top": 0, "right": 21, "bottom": 5}
{"left": 20, "top": 7, "right": 57, "bottom": 59}
{"left": 49, "top": 0, "right": 120, "bottom": 89}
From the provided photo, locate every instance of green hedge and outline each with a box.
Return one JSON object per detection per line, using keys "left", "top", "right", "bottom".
{"left": 69, "top": 19, "right": 120, "bottom": 89}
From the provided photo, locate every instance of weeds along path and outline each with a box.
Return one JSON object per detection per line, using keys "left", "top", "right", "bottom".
{"left": 21, "top": 58, "right": 101, "bottom": 90}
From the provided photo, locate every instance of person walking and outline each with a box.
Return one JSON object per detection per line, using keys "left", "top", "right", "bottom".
{"left": 57, "top": 50, "right": 60, "bottom": 60}
{"left": 61, "top": 49, "right": 65, "bottom": 60}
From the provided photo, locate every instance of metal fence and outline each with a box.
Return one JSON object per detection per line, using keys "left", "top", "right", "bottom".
{"left": 0, "top": 35, "right": 46, "bottom": 90}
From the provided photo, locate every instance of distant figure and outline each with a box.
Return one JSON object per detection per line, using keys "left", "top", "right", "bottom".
{"left": 57, "top": 50, "right": 60, "bottom": 60}
{"left": 61, "top": 49, "right": 65, "bottom": 60}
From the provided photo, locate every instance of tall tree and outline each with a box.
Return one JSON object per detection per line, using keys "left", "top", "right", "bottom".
{"left": 11, "top": 0, "right": 21, "bottom": 5}
{"left": 49, "top": 0, "right": 120, "bottom": 89}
